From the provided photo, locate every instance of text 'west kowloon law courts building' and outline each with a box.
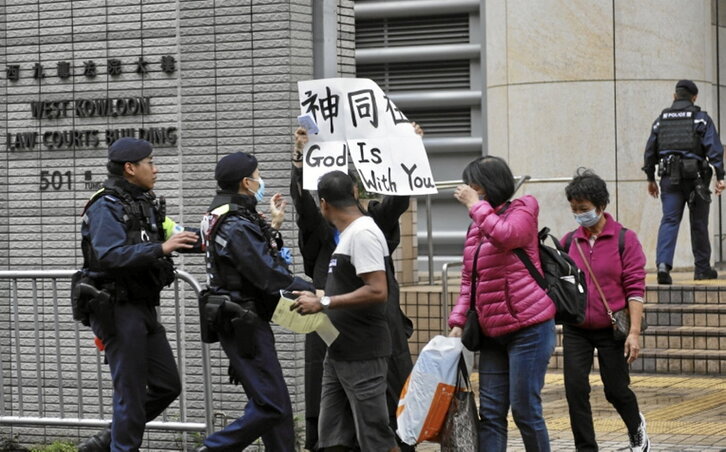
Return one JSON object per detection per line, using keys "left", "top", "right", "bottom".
{"left": 3, "top": 0, "right": 726, "bottom": 449}
{"left": 0, "top": 1, "right": 361, "bottom": 449}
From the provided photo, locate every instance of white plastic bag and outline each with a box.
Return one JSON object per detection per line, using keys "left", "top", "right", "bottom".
{"left": 396, "top": 335, "right": 466, "bottom": 445}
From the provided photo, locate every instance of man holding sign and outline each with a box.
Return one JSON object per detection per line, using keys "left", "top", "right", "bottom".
{"left": 292, "top": 171, "right": 400, "bottom": 452}
{"left": 291, "top": 123, "right": 421, "bottom": 452}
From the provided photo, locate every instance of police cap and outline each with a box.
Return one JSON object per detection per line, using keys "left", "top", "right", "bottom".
{"left": 108, "top": 138, "right": 153, "bottom": 163}
{"left": 215, "top": 152, "right": 258, "bottom": 184}
{"left": 676, "top": 79, "right": 698, "bottom": 96}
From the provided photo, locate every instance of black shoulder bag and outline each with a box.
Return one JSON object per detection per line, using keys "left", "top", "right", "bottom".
{"left": 461, "top": 242, "right": 483, "bottom": 351}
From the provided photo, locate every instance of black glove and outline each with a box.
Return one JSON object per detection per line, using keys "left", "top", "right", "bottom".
{"left": 228, "top": 365, "right": 242, "bottom": 386}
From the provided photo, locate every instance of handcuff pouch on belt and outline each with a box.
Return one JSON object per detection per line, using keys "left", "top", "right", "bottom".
{"left": 71, "top": 271, "right": 116, "bottom": 339}
{"left": 198, "top": 291, "right": 258, "bottom": 358}
{"left": 659, "top": 155, "right": 712, "bottom": 206}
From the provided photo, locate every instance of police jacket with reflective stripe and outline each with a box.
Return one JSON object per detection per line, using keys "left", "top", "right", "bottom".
{"left": 202, "top": 192, "right": 315, "bottom": 321}
{"left": 81, "top": 177, "right": 169, "bottom": 305}
{"left": 643, "top": 99, "right": 725, "bottom": 181}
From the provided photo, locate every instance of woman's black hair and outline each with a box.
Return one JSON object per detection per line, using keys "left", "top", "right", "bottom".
{"left": 461, "top": 156, "right": 515, "bottom": 207}
{"left": 565, "top": 167, "right": 609, "bottom": 209}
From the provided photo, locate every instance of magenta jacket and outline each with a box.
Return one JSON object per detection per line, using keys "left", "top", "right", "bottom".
{"left": 448, "top": 195, "right": 556, "bottom": 337}
{"left": 561, "top": 213, "right": 646, "bottom": 329}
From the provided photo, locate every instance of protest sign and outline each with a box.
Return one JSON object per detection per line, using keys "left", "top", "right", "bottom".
{"left": 297, "top": 78, "right": 437, "bottom": 195}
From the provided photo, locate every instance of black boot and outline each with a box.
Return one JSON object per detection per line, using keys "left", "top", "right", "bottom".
{"left": 695, "top": 267, "right": 718, "bottom": 280}
{"left": 78, "top": 426, "right": 111, "bottom": 452}
{"left": 657, "top": 263, "right": 672, "bottom": 285}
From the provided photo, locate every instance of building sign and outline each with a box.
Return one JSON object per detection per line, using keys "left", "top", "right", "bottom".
{"left": 3, "top": 56, "right": 179, "bottom": 153}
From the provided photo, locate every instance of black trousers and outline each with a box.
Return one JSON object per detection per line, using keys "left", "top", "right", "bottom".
{"left": 563, "top": 325, "right": 641, "bottom": 452}
{"left": 90, "top": 302, "right": 181, "bottom": 452}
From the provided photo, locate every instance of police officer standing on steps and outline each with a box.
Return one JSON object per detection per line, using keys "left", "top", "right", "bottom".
{"left": 77, "top": 137, "right": 200, "bottom": 452}
{"left": 643, "top": 80, "right": 726, "bottom": 284}
{"left": 195, "top": 151, "right": 315, "bottom": 452}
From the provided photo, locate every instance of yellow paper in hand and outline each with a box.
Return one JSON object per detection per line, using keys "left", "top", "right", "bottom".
{"left": 272, "top": 292, "right": 339, "bottom": 346}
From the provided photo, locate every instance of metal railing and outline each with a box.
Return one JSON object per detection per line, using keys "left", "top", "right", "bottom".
{"left": 0, "top": 269, "right": 213, "bottom": 436}
{"left": 440, "top": 261, "right": 463, "bottom": 334}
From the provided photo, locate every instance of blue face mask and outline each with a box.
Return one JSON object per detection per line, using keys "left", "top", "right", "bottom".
{"left": 248, "top": 177, "right": 265, "bottom": 202}
{"left": 574, "top": 208, "right": 601, "bottom": 228}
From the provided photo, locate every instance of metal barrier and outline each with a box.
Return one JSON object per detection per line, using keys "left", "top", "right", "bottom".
{"left": 0, "top": 269, "right": 213, "bottom": 436}
{"left": 440, "top": 261, "right": 463, "bottom": 334}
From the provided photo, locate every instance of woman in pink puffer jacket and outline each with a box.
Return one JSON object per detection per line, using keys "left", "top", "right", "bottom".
{"left": 448, "top": 156, "right": 556, "bottom": 452}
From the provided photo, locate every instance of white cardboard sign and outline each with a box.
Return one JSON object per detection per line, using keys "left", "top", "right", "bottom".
{"left": 297, "top": 78, "right": 437, "bottom": 195}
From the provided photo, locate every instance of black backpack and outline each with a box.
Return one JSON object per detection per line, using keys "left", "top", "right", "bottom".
{"left": 513, "top": 227, "right": 587, "bottom": 325}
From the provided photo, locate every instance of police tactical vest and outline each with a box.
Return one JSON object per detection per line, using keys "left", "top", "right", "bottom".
{"left": 81, "top": 177, "right": 173, "bottom": 303}
{"left": 657, "top": 105, "right": 702, "bottom": 156}
{"left": 201, "top": 203, "right": 245, "bottom": 291}
{"left": 81, "top": 180, "right": 165, "bottom": 269}
{"left": 200, "top": 195, "right": 284, "bottom": 295}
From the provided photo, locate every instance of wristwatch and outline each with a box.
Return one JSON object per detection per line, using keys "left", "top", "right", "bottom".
{"left": 320, "top": 296, "right": 331, "bottom": 311}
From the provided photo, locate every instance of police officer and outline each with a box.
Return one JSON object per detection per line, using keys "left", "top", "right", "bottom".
{"left": 77, "top": 137, "right": 200, "bottom": 452}
{"left": 195, "top": 152, "right": 315, "bottom": 452}
{"left": 643, "top": 80, "right": 726, "bottom": 284}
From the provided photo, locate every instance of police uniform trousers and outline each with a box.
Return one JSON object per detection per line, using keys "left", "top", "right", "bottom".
{"left": 203, "top": 316, "right": 296, "bottom": 452}
{"left": 90, "top": 302, "right": 181, "bottom": 452}
{"left": 656, "top": 176, "right": 712, "bottom": 273}
{"left": 304, "top": 332, "right": 327, "bottom": 451}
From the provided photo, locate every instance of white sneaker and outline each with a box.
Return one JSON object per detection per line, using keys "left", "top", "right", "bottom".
{"left": 629, "top": 412, "right": 651, "bottom": 452}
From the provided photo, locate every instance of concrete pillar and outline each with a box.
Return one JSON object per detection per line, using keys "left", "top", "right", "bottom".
{"left": 486, "top": 0, "right": 715, "bottom": 271}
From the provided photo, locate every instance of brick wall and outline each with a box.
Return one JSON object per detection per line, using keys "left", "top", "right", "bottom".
{"left": 0, "top": 1, "right": 354, "bottom": 449}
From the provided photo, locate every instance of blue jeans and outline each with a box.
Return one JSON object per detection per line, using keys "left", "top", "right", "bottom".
{"left": 656, "top": 176, "right": 711, "bottom": 272}
{"left": 478, "top": 319, "right": 555, "bottom": 452}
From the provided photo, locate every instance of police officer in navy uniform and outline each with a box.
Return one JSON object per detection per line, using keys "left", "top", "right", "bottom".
{"left": 195, "top": 152, "right": 315, "bottom": 452}
{"left": 643, "top": 80, "right": 726, "bottom": 284}
{"left": 77, "top": 138, "right": 200, "bottom": 452}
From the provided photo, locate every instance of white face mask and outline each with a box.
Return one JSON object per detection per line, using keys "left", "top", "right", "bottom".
{"left": 573, "top": 208, "right": 601, "bottom": 227}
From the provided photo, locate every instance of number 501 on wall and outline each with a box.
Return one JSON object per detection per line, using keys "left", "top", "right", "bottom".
{"left": 40, "top": 170, "right": 72, "bottom": 191}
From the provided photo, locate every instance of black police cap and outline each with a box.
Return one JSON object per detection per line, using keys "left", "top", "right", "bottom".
{"left": 215, "top": 152, "right": 258, "bottom": 184}
{"left": 676, "top": 79, "right": 698, "bottom": 96}
{"left": 108, "top": 138, "right": 153, "bottom": 163}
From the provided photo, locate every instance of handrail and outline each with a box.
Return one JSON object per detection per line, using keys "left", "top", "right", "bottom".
{"left": 173, "top": 270, "right": 214, "bottom": 435}
{"left": 441, "top": 261, "right": 463, "bottom": 334}
{"left": 0, "top": 269, "right": 213, "bottom": 436}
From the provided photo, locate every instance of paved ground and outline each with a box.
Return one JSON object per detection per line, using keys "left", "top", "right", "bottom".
{"left": 415, "top": 372, "right": 726, "bottom": 451}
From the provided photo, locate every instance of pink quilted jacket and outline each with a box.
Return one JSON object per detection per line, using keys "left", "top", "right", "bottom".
{"left": 448, "top": 195, "right": 556, "bottom": 337}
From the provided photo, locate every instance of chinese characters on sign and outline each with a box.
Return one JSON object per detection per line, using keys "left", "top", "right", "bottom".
{"left": 3, "top": 55, "right": 177, "bottom": 82}
{"left": 298, "top": 78, "right": 437, "bottom": 196}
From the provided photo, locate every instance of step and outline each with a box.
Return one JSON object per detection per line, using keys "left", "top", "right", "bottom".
{"left": 644, "top": 304, "right": 726, "bottom": 328}
{"left": 646, "top": 285, "right": 725, "bottom": 304}
{"left": 548, "top": 346, "right": 726, "bottom": 375}
{"left": 641, "top": 326, "right": 726, "bottom": 351}
{"left": 554, "top": 325, "right": 726, "bottom": 350}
